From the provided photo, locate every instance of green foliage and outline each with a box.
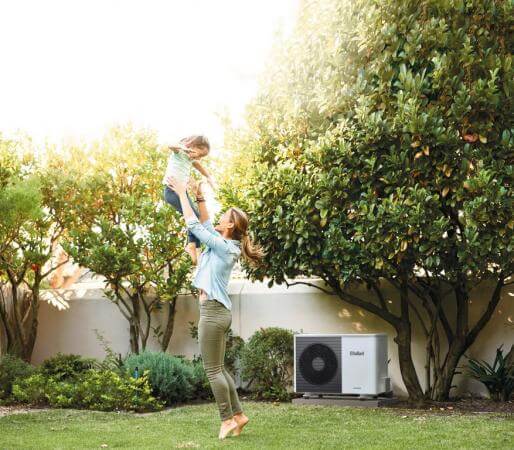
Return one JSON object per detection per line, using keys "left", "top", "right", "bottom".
{"left": 224, "top": 0, "right": 513, "bottom": 285}
{"left": 0, "top": 135, "right": 66, "bottom": 359}
{"left": 11, "top": 373, "right": 48, "bottom": 406}
{"left": 0, "top": 354, "right": 35, "bottom": 401}
{"left": 466, "top": 346, "right": 514, "bottom": 402}
{"left": 240, "top": 327, "right": 294, "bottom": 401}
{"left": 123, "top": 350, "right": 195, "bottom": 405}
{"left": 220, "top": 0, "right": 513, "bottom": 401}
{"left": 189, "top": 359, "right": 213, "bottom": 400}
{"left": 73, "top": 370, "right": 162, "bottom": 412}
{"left": 37, "top": 353, "right": 97, "bottom": 381}
{"left": 42, "top": 125, "right": 194, "bottom": 354}
{"left": 12, "top": 370, "right": 162, "bottom": 412}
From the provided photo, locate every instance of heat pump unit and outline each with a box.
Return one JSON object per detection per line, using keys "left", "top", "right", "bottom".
{"left": 294, "top": 334, "right": 391, "bottom": 396}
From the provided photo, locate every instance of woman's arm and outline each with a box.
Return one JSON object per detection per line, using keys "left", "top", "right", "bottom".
{"left": 191, "top": 180, "right": 210, "bottom": 224}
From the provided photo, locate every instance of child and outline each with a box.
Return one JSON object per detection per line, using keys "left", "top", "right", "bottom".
{"left": 162, "top": 135, "right": 215, "bottom": 264}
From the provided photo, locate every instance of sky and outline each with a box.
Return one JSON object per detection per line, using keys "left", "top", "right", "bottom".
{"left": 0, "top": 0, "right": 299, "bottom": 150}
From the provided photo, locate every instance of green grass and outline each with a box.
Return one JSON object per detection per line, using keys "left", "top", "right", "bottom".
{"left": 0, "top": 402, "right": 512, "bottom": 449}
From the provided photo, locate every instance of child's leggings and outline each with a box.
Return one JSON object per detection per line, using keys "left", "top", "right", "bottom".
{"left": 198, "top": 299, "right": 243, "bottom": 421}
{"left": 163, "top": 185, "right": 201, "bottom": 248}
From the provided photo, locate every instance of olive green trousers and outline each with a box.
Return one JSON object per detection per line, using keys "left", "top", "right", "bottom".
{"left": 198, "top": 299, "right": 242, "bottom": 421}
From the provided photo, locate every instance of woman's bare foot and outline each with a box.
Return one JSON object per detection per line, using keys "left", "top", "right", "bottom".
{"left": 232, "top": 412, "right": 249, "bottom": 436}
{"left": 185, "top": 243, "right": 197, "bottom": 265}
{"left": 218, "top": 418, "right": 238, "bottom": 440}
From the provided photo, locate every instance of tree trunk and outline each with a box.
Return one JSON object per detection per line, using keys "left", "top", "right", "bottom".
{"left": 0, "top": 284, "right": 37, "bottom": 361}
{"left": 160, "top": 298, "right": 177, "bottom": 352}
{"left": 431, "top": 279, "right": 504, "bottom": 401}
{"left": 431, "top": 337, "right": 466, "bottom": 401}
{"left": 129, "top": 320, "right": 140, "bottom": 354}
{"left": 394, "top": 323, "right": 425, "bottom": 401}
{"left": 22, "top": 283, "right": 40, "bottom": 362}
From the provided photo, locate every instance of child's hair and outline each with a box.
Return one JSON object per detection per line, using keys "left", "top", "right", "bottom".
{"left": 180, "top": 135, "right": 210, "bottom": 152}
{"left": 228, "top": 207, "right": 265, "bottom": 267}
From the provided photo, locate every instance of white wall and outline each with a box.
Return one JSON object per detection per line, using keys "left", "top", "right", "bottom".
{"left": 33, "top": 278, "right": 514, "bottom": 398}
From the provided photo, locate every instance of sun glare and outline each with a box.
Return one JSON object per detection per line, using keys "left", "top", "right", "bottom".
{"left": 0, "top": 0, "right": 299, "bottom": 153}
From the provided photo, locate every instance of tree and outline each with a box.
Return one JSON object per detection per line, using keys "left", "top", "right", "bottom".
{"left": 0, "top": 135, "right": 72, "bottom": 360}
{"left": 57, "top": 126, "right": 193, "bottom": 354}
{"left": 220, "top": 0, "right": 513, "bottom": 401}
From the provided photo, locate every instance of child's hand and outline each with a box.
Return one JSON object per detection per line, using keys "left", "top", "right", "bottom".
{"left": 168, "top": 142, "right": 190, "bottom": 153}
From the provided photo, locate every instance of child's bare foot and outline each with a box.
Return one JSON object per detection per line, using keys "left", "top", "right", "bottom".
{"left": 218, "top": 418, "right": 237, "bottom": 440}
{"left": 185, "top": 243, "right": 197, "bottom": 265}
{"left": 232, "top": 412, "right": 249, "bottom": 436}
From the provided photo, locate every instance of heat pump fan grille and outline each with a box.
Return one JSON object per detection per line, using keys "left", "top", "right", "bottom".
{"left": 299, "top": 343, "right": 338, "bottom": 385}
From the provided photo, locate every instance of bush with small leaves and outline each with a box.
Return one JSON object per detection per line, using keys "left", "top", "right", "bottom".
{"left": 0, "top": 354, "right": 35, "bottom": 401}
{"left": 241, "top": 327, "right": 294, "bottom": 401}
{"left": 37, "top": 353, "right": 97, "bottom": 381}
{"left": 12, "top": 369, "right": 162, "bottom": 412}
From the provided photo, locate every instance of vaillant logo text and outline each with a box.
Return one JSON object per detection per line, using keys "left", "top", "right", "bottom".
{"left": 350, "top": 351, "right": 364, "bottom": 356}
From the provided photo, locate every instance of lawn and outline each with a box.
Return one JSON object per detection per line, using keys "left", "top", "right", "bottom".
{"left": 0, "top": 402, "right": 512, "bottom": 449}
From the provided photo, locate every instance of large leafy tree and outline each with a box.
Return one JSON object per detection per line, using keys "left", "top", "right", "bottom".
{"left": 0, "top": 136, "right": 72, "bottom": 360}
{"left": 56, "top": 126, "right": 192, "bottom": 354}
{"left": 220, "top": 0, "right": 513, "bottom": 401}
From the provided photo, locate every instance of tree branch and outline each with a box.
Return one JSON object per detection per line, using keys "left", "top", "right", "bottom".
{"left": 284, "top": 279, "right": 335, "bottom": 296}
{"left": 325, "top": 274, "right": 401, "bottom": 327}
{"left": 371, "top": 282, "right": 389, "bottom": 313}
{"left": 40, "top": 254, "right": 70, "bottom": 279}
{"left": 466, "top": 276, "right": 505, "bottom": 346}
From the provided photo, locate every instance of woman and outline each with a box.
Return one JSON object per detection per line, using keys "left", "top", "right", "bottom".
{"left": 166, "top": 176, "right": 264, "bottom": 440}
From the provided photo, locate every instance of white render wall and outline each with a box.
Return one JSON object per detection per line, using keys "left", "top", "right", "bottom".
{"left": 33, "top": 278, "right": 514, "bottom": 398}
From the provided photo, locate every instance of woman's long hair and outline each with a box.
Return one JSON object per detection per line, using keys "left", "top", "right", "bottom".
{"left": 228, "top": 207, "right": 265, "bottom": 267}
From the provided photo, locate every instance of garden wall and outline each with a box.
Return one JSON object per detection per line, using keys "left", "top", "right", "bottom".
{"left": 33, "top": 278, "right": 514, "bottom": 398}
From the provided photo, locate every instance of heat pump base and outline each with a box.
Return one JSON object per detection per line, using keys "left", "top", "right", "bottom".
{"left": 292, "top": 394, "right": 398, "bottom": 408}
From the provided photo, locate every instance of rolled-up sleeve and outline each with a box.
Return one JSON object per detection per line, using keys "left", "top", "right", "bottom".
{"left": 200, "top": 219, "right": 220, "bottom": 236}
{"left": 186, "top": 217, "right": 231, "bottom": 254}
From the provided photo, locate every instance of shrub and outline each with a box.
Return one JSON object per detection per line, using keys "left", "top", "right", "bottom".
{"left": 241, "top": 327, "right": 294, "bottom": 401}
{"left": 38, "top": 352, "right": 96, "bottom": 381}
{"left": 189, "top": 357, "right": 213, "bottom": 400}
{"left": 74, "top": 369, "right": 163, "bottom": 412}
{"left": 466, "top": 346, "right": 514, "bottom": 402}
{"left": 12, "top": 369, "right": 162, "bottom": 412}
{"left": 123, "top": 351, "right": 195, "bottom": 404}
{"left": 0, "top": 354, "right": 35, "bottom": 401}
{"left": 11, "top": 373, "right": 49, "bottom": 405}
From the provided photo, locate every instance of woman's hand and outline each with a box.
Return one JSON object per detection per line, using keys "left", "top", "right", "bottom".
{"left": 166, "top": 176, "right": 187, "bottom": 195}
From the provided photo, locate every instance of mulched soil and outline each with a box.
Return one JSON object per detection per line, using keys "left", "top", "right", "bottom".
{"left": 1, "top": 398, "right": 512, "bottom": 418}
{"left": 0, "top": 404, "right": 51, "bottom": 418}
{"left": 388, "top": 398, "right": 514, "bottom": 415}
